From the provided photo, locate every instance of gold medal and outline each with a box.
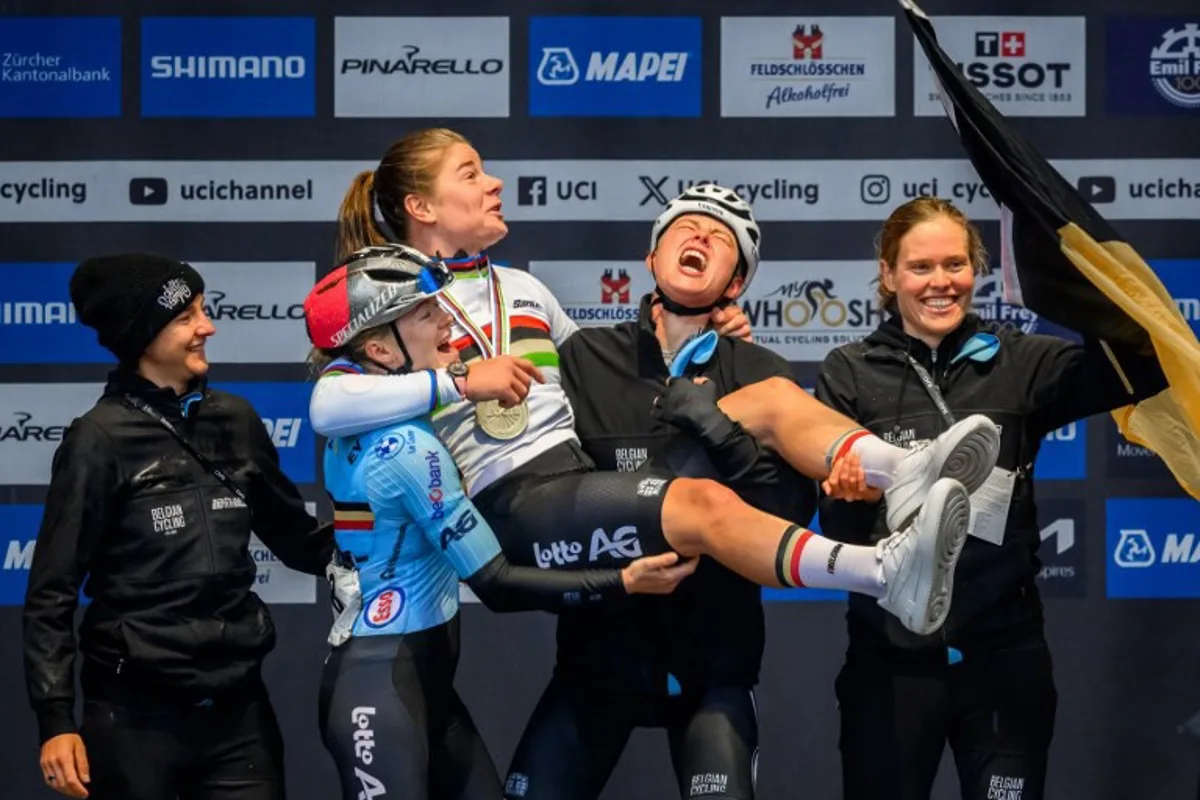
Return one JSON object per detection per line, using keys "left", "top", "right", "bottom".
{"left": 475, "top": 399, "right": 529, "bottom": 440}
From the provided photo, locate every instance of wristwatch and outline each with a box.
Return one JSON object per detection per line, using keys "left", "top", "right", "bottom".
{"left": 446, "top": 360, "right": 470, "bottom": 396}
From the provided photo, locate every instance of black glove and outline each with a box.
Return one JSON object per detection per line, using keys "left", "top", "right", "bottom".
{"left": 652, "top": 378, "right": 735, "bottom": 446}
{"left": 653, "top": 379, "right": 764, "bottom": 482}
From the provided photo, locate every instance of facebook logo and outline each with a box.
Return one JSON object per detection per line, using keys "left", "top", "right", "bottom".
{"left": 518, "top": 176, "right": 547, "bottom": 206}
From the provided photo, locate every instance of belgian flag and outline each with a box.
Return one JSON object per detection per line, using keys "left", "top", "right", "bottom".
{"left": 901, "top": 0, "right": 1200, "bottom": 500}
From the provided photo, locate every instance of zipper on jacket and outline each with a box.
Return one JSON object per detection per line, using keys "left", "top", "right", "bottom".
{"left": 116, "top": 658, "right": 124, "bottom": 675}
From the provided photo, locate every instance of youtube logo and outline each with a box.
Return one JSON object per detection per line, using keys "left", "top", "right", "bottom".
{"left": 129, "top": 177, "right": 168, "bottom": 206}
{"left": 1077, "top": 176, "right": 1116, "bottom": 204}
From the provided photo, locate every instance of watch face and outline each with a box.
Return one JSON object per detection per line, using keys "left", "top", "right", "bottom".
{"left": 448, "top": 360, "right": 468, "bottom": 377}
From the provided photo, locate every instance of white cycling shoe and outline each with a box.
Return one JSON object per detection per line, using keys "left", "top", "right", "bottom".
{"left": 876, "top": 477, "right": 970, "bottom": 636}
{"left": 884, "top": 413, "right": 1000, "bottom": 532}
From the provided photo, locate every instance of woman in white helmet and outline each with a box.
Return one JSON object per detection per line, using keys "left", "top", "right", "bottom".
{"left": 499, "top": 182, "right": 812, "bottom": 800}
{"left": 312, "top": 129, "right": 992, "bottom": 649}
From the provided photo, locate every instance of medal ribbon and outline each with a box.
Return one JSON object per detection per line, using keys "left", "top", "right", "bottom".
{"left": 439, "top": 266, "right": 510, "bottom": 358}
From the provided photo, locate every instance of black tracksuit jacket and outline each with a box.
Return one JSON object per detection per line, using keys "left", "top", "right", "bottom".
{"left": 817, "top": 313, "right": 1168, "bottom": 653}
{"left": 23, "top": 370, "right": 334, "bottom": 743}
{"left": 556, "top": 295, "right": 817, "bottom": 694}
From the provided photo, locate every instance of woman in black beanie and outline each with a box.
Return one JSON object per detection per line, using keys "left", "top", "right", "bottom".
{"left": 24, "top": 253, "right": 335, "bottom": 800}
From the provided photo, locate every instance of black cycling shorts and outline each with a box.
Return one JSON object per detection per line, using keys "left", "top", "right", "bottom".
{"left": 318, "top": 620, "right": 500, "bottom": 800}
{"left": 504, "top": 677, "right": 758, "bottom": 800}
{"left": 474, "top": 441, "right": 676, "bottom": 571}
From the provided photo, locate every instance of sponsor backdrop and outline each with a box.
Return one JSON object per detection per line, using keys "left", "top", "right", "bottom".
{"left": 1, "top": 1, "right": 1197, "bottom": 798}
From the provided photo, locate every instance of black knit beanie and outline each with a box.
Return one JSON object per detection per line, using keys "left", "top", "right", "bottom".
{"left": 69, "top": 253, "right": 206, "bottom": 364}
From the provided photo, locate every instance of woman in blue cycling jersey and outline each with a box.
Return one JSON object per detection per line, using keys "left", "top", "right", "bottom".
{"left": 304, "top": 244, "right": 695, "bottom": 800}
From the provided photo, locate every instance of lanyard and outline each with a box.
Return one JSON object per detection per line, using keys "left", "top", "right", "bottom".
{"left": 905, "top": 356, "right": 957, "bottom": 426}
{"left": 124, "top": 394, "right": 248, "bottom": 503}
{"left": 438, "top": 267, "right": 510, "bottom": 358}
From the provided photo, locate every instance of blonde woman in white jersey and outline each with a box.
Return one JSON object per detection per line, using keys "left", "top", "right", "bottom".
{"left": 311, "top": 127, "right": 998, "bottom": 639}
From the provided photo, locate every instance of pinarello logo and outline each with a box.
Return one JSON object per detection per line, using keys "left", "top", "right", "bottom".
{"left": 363, "top": 586, "right": 405, "bottom": 628}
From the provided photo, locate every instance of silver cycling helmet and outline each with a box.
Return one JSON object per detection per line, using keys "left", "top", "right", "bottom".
{"left": 305, "top": 243, "right": 453, "bottom": 350}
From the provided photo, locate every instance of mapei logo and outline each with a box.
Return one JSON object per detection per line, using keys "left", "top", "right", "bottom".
{"left": 1107, "top": 498, "right": 1200, "bottom": 598}
{"left": 141, "top": 17, "right": 316, "bottom": 118}
{"left": 262, "top": 418, "right": 303, "bottom": 448}
{"left": 601, "top": 270, "right": 631, "bottom": 305}
{"left": 218, "top": 382, "right": 315, "bottom": 484}
{"left": 529, "top": 17, "right": 701, "bottom": 117}
{"left": 1035, "top": 420, "right": 1087, "bottom": 481}
{"left": 0, "top": 506, "right": 45, "bottom": 605}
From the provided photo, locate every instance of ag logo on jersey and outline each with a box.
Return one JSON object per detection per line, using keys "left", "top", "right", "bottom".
{"left": 589, "top": 525, "right": 643, "bottom": 562}
{"left": 363, "top": 585, "right": 406, "bottom": 629}
{"left": 440, "top": 509, "right": 480, "bottom": 550}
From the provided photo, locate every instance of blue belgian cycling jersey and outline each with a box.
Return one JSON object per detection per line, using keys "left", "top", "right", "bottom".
{"left": 323, "top": 363, "right": 501, "bottom": 637}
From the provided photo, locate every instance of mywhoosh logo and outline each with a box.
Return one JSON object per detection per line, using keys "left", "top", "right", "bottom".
{"left": 1106, "top": 19, "right": 1200, "bottom": 115}
{"left": 141, "top": 17, "right": 316, "bottom": 118}
{"left": 334, "top": 17, "right": 509, "bottom": 118}
{"left": 529, "top": 16, "right": 701, "bottom": 117}
{"left": 720, "top": 17, "right": 896, "bottom": 118}
{"left": 914, "top": 16, "right": 1086, "bottom": 117}
{"left": 0, "top": 17, "right": 121, "bottom": 119}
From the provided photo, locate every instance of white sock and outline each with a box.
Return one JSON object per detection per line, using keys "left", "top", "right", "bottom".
{"left": 776, "top": 526, "right": 884, "bottom": 597}
{"left": 829, "top": 429, "right": 906, "bottom": 490}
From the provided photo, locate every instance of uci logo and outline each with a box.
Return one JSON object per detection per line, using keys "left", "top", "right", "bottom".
{"left": 363, "top": 586, "right": 405, "bottom": 628}
{"left": 589, "top": 526, "right": 643, "bottom": 562}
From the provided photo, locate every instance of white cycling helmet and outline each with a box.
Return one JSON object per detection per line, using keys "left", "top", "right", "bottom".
{"left": 649, "top": 183, "right": 762, "bottom": 297}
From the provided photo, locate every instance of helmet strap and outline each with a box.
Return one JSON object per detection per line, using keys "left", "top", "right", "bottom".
{"left": 359, "top": 319, "right": 414, "bottom": 376}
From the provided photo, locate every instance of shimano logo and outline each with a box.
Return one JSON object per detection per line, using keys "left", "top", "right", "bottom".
{"left": 589, "top": 526, "right": 643, "bottom": 562}
{"left": 1177, "top": 297, "right": 1199, "bottom": 322}
{"left": 150, "top": 55, "right": 306, "bottom": 80}
{"left": 204, "top": 291, "right": 304, "bottom": 322}
{"left": 341, "top": 45, "right": 502, "bottom": 76}
{"left": 1, "top": 301, "right": 75, "bottom": 325}
{"left": 0, "top": 411, "right": 66, "bottom": 443}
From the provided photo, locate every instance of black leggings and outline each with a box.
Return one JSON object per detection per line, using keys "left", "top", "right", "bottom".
{"left": 318, "top": 620, "right": 500, "bottom": 800}
{"left": 504, "top": 677, "right": 758, "bottom": 800}
{"left": 474, "top": 442, "right": 675, "bottom": 571}
{"left": 836, "top": 637, "right": 1058, "bottom": 800}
